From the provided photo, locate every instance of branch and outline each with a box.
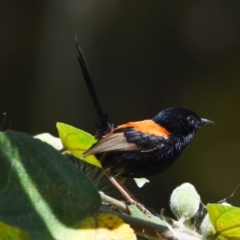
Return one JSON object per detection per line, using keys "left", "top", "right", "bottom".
{"left": 99, "top": 192, "right": 203, "bottom": 240}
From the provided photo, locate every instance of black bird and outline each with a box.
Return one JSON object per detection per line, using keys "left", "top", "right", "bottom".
{"left": 83, "top": 107, "right": 214, "bottom": 178}
{"left": 75, "top": 38, "right": 214, "bottom": 213}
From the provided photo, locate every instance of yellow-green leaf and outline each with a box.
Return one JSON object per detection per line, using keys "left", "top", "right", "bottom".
{"left": 56, "top": 122, "right": 101, "bottom": 168}
{"left": 207, "top": 203, "right": 240, "bottom": 240}
{"left": 78, "top": 213, "right": 137, "bottom": 240}
{"left": 0, "top": 221, "right": 29, "bottom": 240}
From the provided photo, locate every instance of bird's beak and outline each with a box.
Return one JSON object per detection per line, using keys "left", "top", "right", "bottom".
{"left": 201, "top": 118, "right": 214, "bottom": 125}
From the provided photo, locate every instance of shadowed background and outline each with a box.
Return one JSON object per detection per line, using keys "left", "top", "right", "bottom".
{"left": 1, "top": 1, "right": 240, "bottom": 214}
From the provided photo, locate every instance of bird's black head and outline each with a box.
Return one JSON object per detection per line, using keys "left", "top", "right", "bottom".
{"left": 152, "top": 107, "right": 214, "bottom": 137}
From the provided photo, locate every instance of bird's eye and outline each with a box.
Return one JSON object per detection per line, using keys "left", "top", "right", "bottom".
{"left": 187, "top": 115, "right": 195, "bottom": 125}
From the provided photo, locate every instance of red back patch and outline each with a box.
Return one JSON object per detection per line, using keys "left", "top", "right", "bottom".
{"left": 114, "top": 120, "right": 170, "bottom": 138}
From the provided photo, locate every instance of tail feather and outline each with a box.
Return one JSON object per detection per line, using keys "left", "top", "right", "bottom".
{"left": 75, "top": 38, "right": 113, "bottom": 138}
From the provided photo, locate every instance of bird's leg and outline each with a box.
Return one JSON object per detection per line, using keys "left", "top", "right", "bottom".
{"left": 104, "top": 169, "right": 152, "bottom": 216}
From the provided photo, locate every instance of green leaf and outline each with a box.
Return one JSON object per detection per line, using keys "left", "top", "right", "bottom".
{"left": 133, "top": 178, "right": 150, "bottom": 188}
{"left": 56, "top": 122, "right": 101, "bottom": 168}
{"left": 128, "top": 205, "right": 168, "bottom": 227}
{"left": 207, "top": 203, "right": 240, "bottom": 240}
{"left": 0, "top": 130, "right": 101, "bottom": 240}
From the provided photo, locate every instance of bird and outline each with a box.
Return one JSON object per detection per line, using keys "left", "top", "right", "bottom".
{"left": 74, "top": 38, "right": 214, "bottom": 214}
{"left": 83, "top": 107, "right": 214, "bottom": 178}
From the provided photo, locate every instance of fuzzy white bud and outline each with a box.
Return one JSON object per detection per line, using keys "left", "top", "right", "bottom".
{"left": 170, "top": 183, "right": 200, "bottom": 222}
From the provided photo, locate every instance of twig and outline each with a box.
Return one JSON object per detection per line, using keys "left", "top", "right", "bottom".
{"left": 99, "top": 191, "right": 130, "bottom": 214}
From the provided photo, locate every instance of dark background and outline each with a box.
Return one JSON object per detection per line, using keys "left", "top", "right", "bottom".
{"left": 1, "top": 1, "right": 240, "bottom": 213}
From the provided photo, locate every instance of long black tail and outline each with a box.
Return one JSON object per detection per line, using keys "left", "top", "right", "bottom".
{"left": 75, "top": 38, "right": 113, "bottom": 139}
